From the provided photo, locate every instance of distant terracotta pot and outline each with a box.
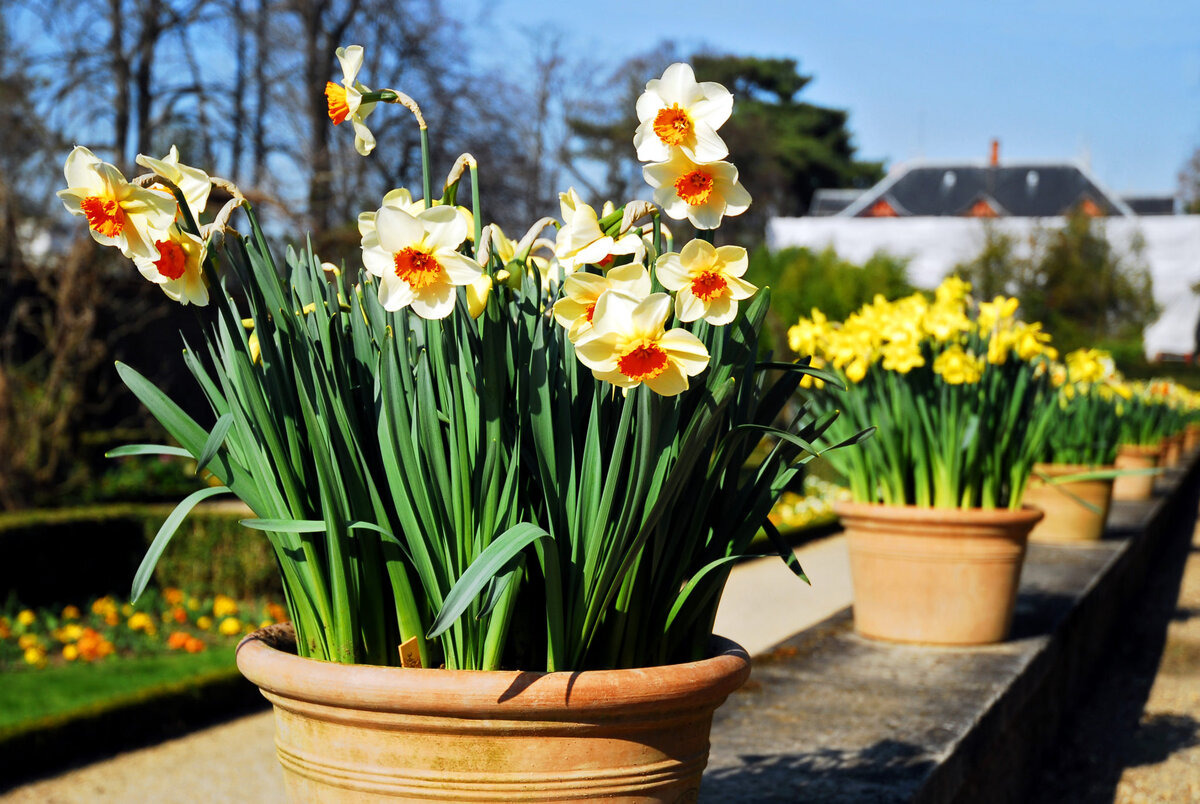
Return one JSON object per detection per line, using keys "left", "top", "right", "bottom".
{"left": 1112, "top": 443, "right": 1161, "bottom": 501}
{"left": 1162, "top": 433, "right": 1183, "bottom": 469}
{"left": 236, "top": 624, "right": 750, "bottom": 803}
{"left": 1024, "top": 463, "right": 1114, "bottom": 544}
{"left": 1184, "top": 424, "right": 1200, "bottom": 454}
{"left": 836, "top": 501, "right": 1042, "bottom": 645}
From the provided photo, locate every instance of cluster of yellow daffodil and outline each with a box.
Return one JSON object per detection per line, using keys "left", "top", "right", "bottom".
{"left": 787, "top": 277, "right": 1056, "bottom": 387}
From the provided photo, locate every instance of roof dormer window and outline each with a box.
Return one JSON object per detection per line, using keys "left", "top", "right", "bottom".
{"left": 942, "top": 171, "right": 957, "bottom": 189}
{"left": 1026, "top": 170, "right": 1039, "bottom": 191}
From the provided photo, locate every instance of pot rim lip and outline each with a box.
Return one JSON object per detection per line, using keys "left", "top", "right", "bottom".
{"left": 1031, "top": 462, "right": 1117, "bottom": 473}
{"left": 832, "top": 499, "right": 1044, "bottom": 526}
{"left": 1117, "top": 442, "right": 1164, "bottom": 456}
{"left": 236, "top": 624, "right": 751, "bottom": 717}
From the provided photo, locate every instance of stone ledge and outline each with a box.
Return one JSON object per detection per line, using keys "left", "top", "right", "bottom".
{"left": 702, "top": 457, "right": 1200, "bottom": 803}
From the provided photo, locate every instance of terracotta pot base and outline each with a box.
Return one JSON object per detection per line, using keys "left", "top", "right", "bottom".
{"left": 236, "top": 624, "right": 750, "bottom": 802}
{"left": 836, "top": 502, "right": 1042, "bottom": 646}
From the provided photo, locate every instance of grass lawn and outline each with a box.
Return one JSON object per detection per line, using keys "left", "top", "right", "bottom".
{"left": 0, "top": 649, "right": 239, "bottom": 733}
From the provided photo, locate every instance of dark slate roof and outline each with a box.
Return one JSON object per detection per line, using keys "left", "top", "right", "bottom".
{"left": 838, "top": 162, "right": 1134, "bottom": 218}
{"left": 1121, "top": 195, "right": 1177, "bottom": 216}
{"left": 809, "top": 189, "right": 864, "bottom": 216}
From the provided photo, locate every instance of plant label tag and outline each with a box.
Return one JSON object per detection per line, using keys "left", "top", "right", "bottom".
{"left": 399, "top": 637, "right": 422, "bottom": 668}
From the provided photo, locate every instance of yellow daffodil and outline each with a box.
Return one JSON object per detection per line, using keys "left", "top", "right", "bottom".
{"left": 554, "top": 188, "right": 645, "bottom": 272}
{"left": 922, "top": 301, "right": 971, "bottom": 342}
{"left": 933, "top": 345, "right": 985, "bottom": 384}
{"left": 788, "top": 310, "right": 828, "bottom": 355}
{"left": 466, "top": 274, "right": 493, "bottom": 318}
{"left": 325, "top": 45, "right": 377, "bottom": 156}
{"left": 135, "top": 145, "right": 211, "bottom": 221}
{"left": 976, "top": 295, "right": 1019, "bottom": 335}
{"left": 881, "top": 342, "right": 925, "bottom": 373}
{"left": 633, "top": 62, "right": 733, "bottom": 164}
{"left": 574, "top": 292, "right": 709, "bottom": 397}
{"left": 655, "top": 239, "right": 756, "bottom": 325}
{"left": 552, "top": 264, "right": 651, "bottom": 342}
{"left": 133, "top": 226, "right": 209, "bottom": 306}
{"left": 936, "top": 276, "right": 971, "bottom": 304}
{"left": 57, "top": 146, "right": 176, "bottom": 260}
{"left": 1012, "top": 322, "right": 1055, "bottom": 361}
{"left": 643, "top": 150, "right": 751, "bottom": 230}
{"left": 362, "top": 204, "right": 483, "bottom": 319}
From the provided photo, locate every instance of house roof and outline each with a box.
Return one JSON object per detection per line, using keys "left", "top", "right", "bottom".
{"left": 837, "top": 161, "right": 1135, "bottom": 218}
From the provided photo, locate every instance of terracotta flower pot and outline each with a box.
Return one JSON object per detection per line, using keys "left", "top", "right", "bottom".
{"left": 835, "top": 501, "right": 1042, "bottom": 646}
{"left": 1024, "top": 463, "right": 1114, "bottom": 544}
{"left": 1112, "top": 443, "right": 1161, "bottom": 501}
{"left": 1184, "top": 424, "right": 1200, "bottom": 454}
{"left": 236, "top": 624, "right": 750, "bottom": 803}
{"left": 1162, "top": 433, "right": 1183, "bottom": 469}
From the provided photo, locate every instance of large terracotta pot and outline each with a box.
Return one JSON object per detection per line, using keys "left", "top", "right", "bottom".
{"left": 835, "top": 501, "right": 1042, "bottom": 646}
{"left": 1112, "top": 443, "right": 1161, "bottom": 501}
{"left": 1024, "top": 463, "right": 1114, "bottom": 544}
{"left": 236, "top": 623, "right": 750, "bottom": 803}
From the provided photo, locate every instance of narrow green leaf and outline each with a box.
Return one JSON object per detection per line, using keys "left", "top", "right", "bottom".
{"left": 133, "top": 486, "right": 231, "bottom": 601}
{"left": 195, "top": 413, "right": 235, "bottom": 474}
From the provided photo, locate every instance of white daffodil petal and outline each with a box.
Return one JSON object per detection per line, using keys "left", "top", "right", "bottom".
{"left": 702, "top": 295, "right": 737, "bottom": 326}
{"left": 726, "top": 275, "right": 758, "bottom": 300}
{"left": 644, "top": 362, "right": 689, "bottom": 397}
{"left": 574, "top": 330, "right": 622, "bottom": 371}
{"left": 689, "top": 124, "right": 729, "bottom": 163}
{"left": 675, "top": 289, "right": 706, "bottom": 322}
{"left": 659, "top": 329, "right": 711, "bottom": 374}
{"left": 435, "top": 250, "right": 484, "bottom": 284}
{"left": 376, "top": 207, "right": 423, "bottom": 252}
{"left": 629, "top": 293, "right": 672, "bottom": 336}
{"left": 362, "top": 246, "right": 393, "bottom": 277}
{"left": 351, "top": 117, "right": 376, "bottom": 156}
{"left": 588, "top": 291, "right": 640, "bottom": 336}
{"left": 337, "top": 45, "right": 364, "bottom": 84}
{"left": 680, "top": 238, "right": 715, "bottom": 267}
{"left": 411, "top": 282, "right": 457, "bottom": 320}
{"left": 420, "top": 205, "right": 468, "bottom": 251}
{"left": 377, "top": 274, "right": 415, "bottom": 312}
{"left": 714, "top": 245, "right": 749, "bottom": 274}
{"left": 64, "top": 146, "right": 101, "bottom": 190}
{"left": 655, "top": 253, "right": 687, "bottom": 291}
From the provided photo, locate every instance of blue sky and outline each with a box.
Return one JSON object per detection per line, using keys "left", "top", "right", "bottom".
{"left": 457, "top": 0, "right": 1200, "bottom": 196}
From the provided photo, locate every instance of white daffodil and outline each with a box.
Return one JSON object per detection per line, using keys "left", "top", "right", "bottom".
{"left": 57, "top": 146, "right": 176, "bottom": 261}
{"left": 358, "top": 188, "right": 475, "bottom": 245}
{"left": 656, "top": 239, "right": 756, "bottom": 325}
{"left": 552, "top": 263, "right": 651, "bottom": 342}
{"left": 633, "top": 62, "right": 733, "bottom": 164}
{"left": 361, "top": 204, "right": 482, "bottom": 319}
{"left": 133, "top": 226, "right": 209, "bottom": 306}
{"left": 554, "top": 188, "right": 645, "bottom": 272}
{"left": 135, "top": 146, "right": 211, "bottom": 221}
{"left": 643, "top": 150, "right": 751, "bottom": 230}
{"left": 325, "top": 45, "right": 378, "bottom": 156}
{"left": 574, "top": 291, "right": 710, "bottom": 397}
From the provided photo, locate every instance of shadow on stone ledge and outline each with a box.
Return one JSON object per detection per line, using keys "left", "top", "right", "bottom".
{"left": 701, "top": 738, "right": 932, "bottom": 803}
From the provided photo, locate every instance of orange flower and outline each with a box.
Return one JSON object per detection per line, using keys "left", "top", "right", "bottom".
{"left": 184, "top": 637, "right": 205, "bottom": 653}
{"left": 171, "top": 607, "right": 188, "bottom": 624}
{"left": 167, "top": 631, "right": 190, "bottom": 650}
{"left": 163, "top": 588, "right": 185, "bottom": 606}
{"left": 266, "top": 603, "right": 288, "bottom": 623}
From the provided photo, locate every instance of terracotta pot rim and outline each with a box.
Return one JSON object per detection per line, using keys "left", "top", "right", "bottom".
{"left": 1118, "top": 442, "right": 1163, "bottom": 457}
{"left": 1032, "top": 462, "right": 1117, "bottom": 473}
{"left": 237, "top": 624, "right": 750, "bottom": 719}
{"left": 833, "top": 500, "right": 1044, "bottom": 527}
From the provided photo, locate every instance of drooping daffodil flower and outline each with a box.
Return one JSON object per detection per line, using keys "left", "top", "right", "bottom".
{"left": 633, "top": 62, "right": 733, "bottom": 164}
{"left": 325, "top": 45, "right": 378, "bottom": 156}
{"left": 132, "top": 226, "right": 209, "bottom": 306}
{"left": 655, "top": 239, "right": 756, "bottom": 326}
{"left": 135, "top": 146, "right": 211, "bottom": 222}
{"left": 643, "top": 150, "right": 751, "bottom": 230}
{"left": 555, "top": 188, "right": 645, "bottom": 272}
{"left": 573, "top": 291, "right": 710, "bottom": 397}
{"left": 361, "top": 204, "right": 482, "bottom": 319}
{"left": 57, "top": 146, "right": 176, "bottom": 261}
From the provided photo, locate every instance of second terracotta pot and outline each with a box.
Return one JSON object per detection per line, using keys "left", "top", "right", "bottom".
{"left": 1024, "top": 463, "right": 1114, "bottom": 544}
{"left": 1112, "top": 443, "right": 1161, "bottom": 501}
{"left": 836, "top": 501, "right": 1042, "bottom": 646}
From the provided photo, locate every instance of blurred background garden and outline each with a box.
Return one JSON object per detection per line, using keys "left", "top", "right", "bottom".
{"left": 2, "top": 0, "right": 1200, "bottom": 783}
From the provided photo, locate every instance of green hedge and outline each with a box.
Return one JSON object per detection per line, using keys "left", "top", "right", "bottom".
{"left": 0, "top": 503, "right": 280, "bottom": 607}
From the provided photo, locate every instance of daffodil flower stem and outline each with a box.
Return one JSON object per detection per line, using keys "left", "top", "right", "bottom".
{"left": 470, "top": 163, "right": 482, "bottom": 252}
{"left": 696, "top": 228, "right": 715, "bottom": 245}
{"left": 420, "top": 128, "right": 432, "bottom": 209}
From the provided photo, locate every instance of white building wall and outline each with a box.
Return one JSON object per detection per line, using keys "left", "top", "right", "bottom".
{"left": 766, "top": 216, "right": 1200, "bottom": 359}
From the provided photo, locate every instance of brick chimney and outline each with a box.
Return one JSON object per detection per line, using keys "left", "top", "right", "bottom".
{"left": 989, "top": 139, "right": 1000, "bottom": 166}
